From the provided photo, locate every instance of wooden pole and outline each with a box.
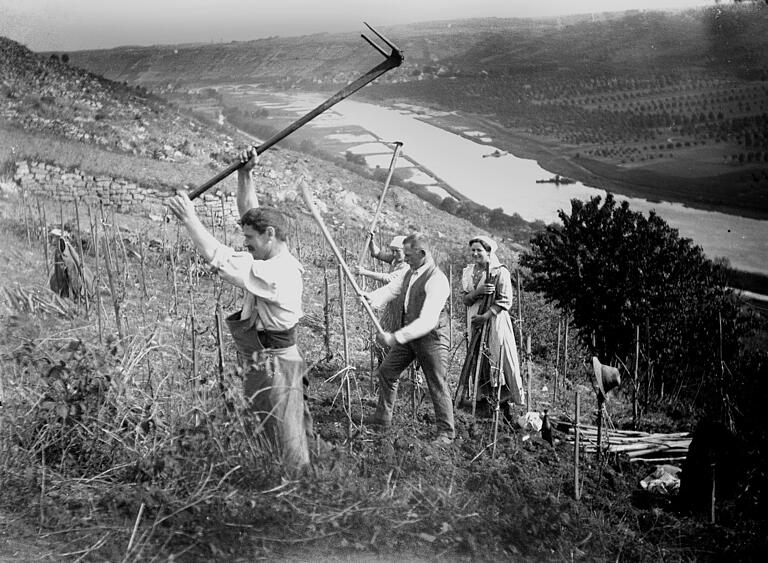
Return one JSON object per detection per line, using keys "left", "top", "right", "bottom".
{"left": 596, "top": 396, "right": 604, "bottom": 463}
{"left": 633, "top": 325, "right": 640, "bottom": 429}
{"left": 516, "top": 270, "right": 524, "bottom": 362}
{"left": 99, "top": 203, "right": 124, "bottom": 341}
{"left": 214, "top": 304, "right": 226, "bottom": 398}
{"left": 448, "top": 264, "right": 454, "bottom": 351}
{"left": 357, "top": 142, "right": 403, "bottom": 267}
{"left": 526, "top": 335, "right": 532, "bottom": 412}
{"left": 338, "top": 265, "right": 352, "bottom": 440}
{"left": 554, "top": 318, "right": 561, "bottom": 405}
{"left": 710, "top": 463, "right": 717, "bottom": 524}
{"left": 37, "top": 198, "right": 50, "bottom": 280}
{"left": 73, "top": 195, "right": 90, "bottom": 317}
{"left": 410, "top": 365, "right": 417, "bottom": 420}
{"left": 21, "top": 186, "right": 31, "bottom": 246}
{"left": 574, "top": 390, "right": 581, "bottom": 501}
{"left": 492, "top": 344, "right": 504, "bottom": 459}
{"left": 323, "top": 266, "right": 331, "bottom": 360}
{"left": 563, "top": 315, "right": 569, "bottom": 386}
{"left": 88, "top": 205, "right": 103, "bottom": 344}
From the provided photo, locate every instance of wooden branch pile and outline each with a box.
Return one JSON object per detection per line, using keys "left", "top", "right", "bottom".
{"left": 2, "top": 286, "right": 79, "bottom": 319}
{"left": 564, "top": 422, "right": 692, "bottom": 462}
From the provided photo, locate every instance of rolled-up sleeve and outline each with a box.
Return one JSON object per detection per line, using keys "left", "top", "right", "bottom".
{"left": 367, "top": 268, "right": 407, "bottom": 309}
{"left": 209, "top": 243, "right": 279, "bottom": 301}
{"left": 394, "top": 273, "right": 449, "bottom": 344}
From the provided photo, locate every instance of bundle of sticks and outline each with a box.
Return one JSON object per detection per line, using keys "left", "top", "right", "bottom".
{"left": 562, "top": 421, "right": 692, "bottom": 463}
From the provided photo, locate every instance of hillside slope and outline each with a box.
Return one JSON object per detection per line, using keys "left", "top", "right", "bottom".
{"left": 0, "top": 35, "right": 514, "bottom": 261}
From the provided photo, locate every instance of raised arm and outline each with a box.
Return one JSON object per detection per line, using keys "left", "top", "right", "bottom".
{"left": 166, "top": 190, "right": 220, "bottom": 262}
{"left": 237, "top": 147, "right": 260, "bottom": 217}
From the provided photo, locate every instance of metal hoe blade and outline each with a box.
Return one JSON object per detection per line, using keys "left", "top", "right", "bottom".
{"left": 189, "top": 23, "right": 404, "bottom": 200}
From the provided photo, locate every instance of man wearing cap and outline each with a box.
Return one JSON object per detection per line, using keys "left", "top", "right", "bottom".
{"left": 166, "top": 147, "right": 313, "bottom": 474}
{"left": 363, "top": 233, "right": 455, "bottom": 445}
{"left": 354, "top": 235, "right": 409, "bottom": 363}
{"left": 354, "top": 235, "right": 408, "bottom": 284}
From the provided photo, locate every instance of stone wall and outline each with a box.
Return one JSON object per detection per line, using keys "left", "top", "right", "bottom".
{"left": 12, "top": 160, "right": 240, "bottom": 223}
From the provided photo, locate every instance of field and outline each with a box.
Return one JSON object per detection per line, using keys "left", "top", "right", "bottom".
{"left": 1, "top": 162, "right": 765, "bottom": 561}
{"left": 2, "top": 14, "right": 768, "bottom": 559}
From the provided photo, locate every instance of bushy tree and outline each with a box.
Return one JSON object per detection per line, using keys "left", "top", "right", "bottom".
{"left": 521, "top": 194, "right": 739, "bottom": 407}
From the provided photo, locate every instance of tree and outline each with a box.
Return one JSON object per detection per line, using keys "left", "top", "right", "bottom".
{"left": 521, "top": 194, "right": 737, "bottom": 405}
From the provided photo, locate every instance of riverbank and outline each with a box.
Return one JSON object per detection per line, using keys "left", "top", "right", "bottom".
{"left": 421, "top": 108, "right": 768, "bottom": 222}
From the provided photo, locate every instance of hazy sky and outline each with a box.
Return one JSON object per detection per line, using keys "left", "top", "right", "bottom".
{"left": 1, "top": 0, "right": 716, "bottom": 52}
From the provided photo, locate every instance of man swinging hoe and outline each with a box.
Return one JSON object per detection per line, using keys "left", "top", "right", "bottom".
{"left": 167, "top": 24, "right": 403, "bottom": 473}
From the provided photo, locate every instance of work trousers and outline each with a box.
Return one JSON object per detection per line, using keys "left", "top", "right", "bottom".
{"left": 227, "top": 311, "right": 312, "bottom": 473}
{"left": 375, "top": 330, "right": 455, "bottom": 437}
{"left": 243, "top": 346, "right": 312, "bottom": 473}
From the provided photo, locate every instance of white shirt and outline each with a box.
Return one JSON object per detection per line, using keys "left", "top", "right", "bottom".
{"left": 209, "top": 243, "right": 303, "bottom": 331}
{"left": 367, "top": 260, "right": 449, "bottom": 344}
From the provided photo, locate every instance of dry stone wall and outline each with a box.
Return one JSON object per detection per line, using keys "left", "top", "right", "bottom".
{"left": 12, "top": 160, "right": 240, "bottom": 222}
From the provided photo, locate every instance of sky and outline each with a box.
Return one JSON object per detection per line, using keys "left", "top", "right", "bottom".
{"left": 0, "top": 0, "right": 716, "bottom": 52}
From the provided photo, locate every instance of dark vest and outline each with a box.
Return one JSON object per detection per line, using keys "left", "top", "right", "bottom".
{"left": 396, "top": 262, "right": 450, "bottom": 341}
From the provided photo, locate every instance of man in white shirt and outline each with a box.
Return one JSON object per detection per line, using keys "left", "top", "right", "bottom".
{"left": 166, "top": 148, "right": 312, "bottom": 473}
{"left": 364, "top": 234, "right": 456, "bottom": 445}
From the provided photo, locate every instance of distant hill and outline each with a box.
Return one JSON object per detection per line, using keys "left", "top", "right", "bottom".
{"left": 67, "top": 8, "right": 768, "bottom": 89}
{"left": 64, "top": 5, "right": 768, "bottom": 218}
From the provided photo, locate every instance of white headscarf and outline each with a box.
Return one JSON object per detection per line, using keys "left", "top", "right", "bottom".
{"left": 470, "top": 235, "right": 501, "bottom": 269}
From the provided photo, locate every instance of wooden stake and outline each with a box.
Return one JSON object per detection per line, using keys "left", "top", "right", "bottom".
{"left": 596, "top": 396, "right": 604, "bottom": 463}
{"left": 710, "top": 463, "right": 717, "bottom": 524}
{"left": 492, "top": 344, "right": 504, "bottom": 458}
{"left": 73, "top": 194, "right": 90, "bottom": 318}
{"left": 526, "top": 335, "right": 532, "bottom": 411}
{"left": 574, "top": 390, "right": 581, "bottom": 501}
{"left": 99, "top": 203, "right": 124, "bottom": 340}
{"left": 323, "top": 266, "right": 331, "bottom": 360}
{"left": 633, "top": 325, "right": 640, "bottom": 429}
{"left": 37, "top": 198, "right": 50, "bottom": 280}
{"left": 21, "top": 185, "right": 31, "bottom": 246}
{"left": 554, "top": 318, "right": 561, "bottom": 405}
{"left": 563, "top": 315, "right": 569, "bottom": 385}
{"left": 516, "top": 270, "right": 524, "bottom": 361}
{"left": 338, "top": 264, "right": 352, "bottom": 440}
{"left": 448, "top": 264, "right": 454, "bottom": 351}
{"left": 88, "top": 205, "right": 104, "bottom": 344}
{"left": 215, "top": 304, "right": 226, "bottom": 397}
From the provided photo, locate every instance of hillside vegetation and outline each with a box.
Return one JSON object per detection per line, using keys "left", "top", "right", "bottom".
{"left": 68, "top": 4, "right": 768, "bottom": 218}
{"left": 1, "top": 12, "right": 767, "bottom": 562}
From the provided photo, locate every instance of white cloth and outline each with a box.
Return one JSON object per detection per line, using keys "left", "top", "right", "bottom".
{"left": 209, "top": 244, "right": 303, "bottom": 331}
{"left": 367, "top": 260, "right": 449, "bottom": 344}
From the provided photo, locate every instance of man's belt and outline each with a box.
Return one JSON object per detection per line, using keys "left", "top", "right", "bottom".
{"left": 256, "top": 326, "right": 296, "bottom": 349}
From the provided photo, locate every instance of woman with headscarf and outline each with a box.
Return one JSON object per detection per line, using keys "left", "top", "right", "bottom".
{"left": 460, "top": 235, "right": 525, "bottom": 416}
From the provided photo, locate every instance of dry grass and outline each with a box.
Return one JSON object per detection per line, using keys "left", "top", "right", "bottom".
{"left": 0, "top": 192, "right": 763, "bottom": 562}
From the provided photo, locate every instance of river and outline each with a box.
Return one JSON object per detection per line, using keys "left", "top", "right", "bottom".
{"left": 224, "top": 86, "right": 768, "bottom": 276}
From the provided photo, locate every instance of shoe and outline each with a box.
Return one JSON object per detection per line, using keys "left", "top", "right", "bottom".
{"left": 363, "top": 415, "right": 391, "bottom": 430}
{"left": 431, "top": 433, "right": 454, "bottom": 446}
